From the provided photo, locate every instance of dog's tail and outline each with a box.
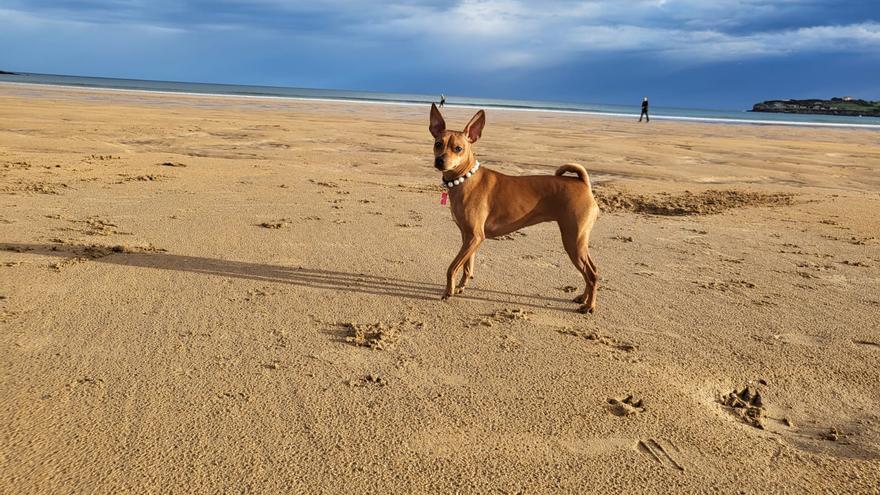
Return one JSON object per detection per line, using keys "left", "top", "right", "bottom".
{"left": 555, "top": 163, "right": 591, "bottom": 188}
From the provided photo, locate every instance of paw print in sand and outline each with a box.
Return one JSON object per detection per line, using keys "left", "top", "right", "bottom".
{"left": 607, "top": 395, "right": 646, "bottom": 416}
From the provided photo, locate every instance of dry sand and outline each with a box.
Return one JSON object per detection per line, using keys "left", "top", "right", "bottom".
{"left": 1, "top": 83, "right": 879, "bottom": 494}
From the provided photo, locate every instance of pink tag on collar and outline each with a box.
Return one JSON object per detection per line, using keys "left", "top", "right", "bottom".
{"left": 440, "top": 192, "right": 448, "bottom": 205}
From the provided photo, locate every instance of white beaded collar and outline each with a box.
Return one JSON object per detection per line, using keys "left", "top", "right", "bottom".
{"left": 442, "top": 161, "right": 480, "bottom": 188}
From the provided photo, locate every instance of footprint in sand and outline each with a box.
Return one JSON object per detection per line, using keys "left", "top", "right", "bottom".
{"left": 720, "top": 385, "right": 767, "bottom": 429}
{"left": 116, "top": 173, "right": 170, "bottom": 183}
{"left": 693, "top": 279, "right": 756, "bottom": 292}
{"left": 752, "top": 295, "right": 778, "bottom": 307}
{"left": 718, "top": 256, "right": 744, "bottom": 264}
{"left": 49, "top": 257, "right": 87, "bottom": 272}
{"left": 475, "top": 308, "right": 532, "bottom": 327}
{"left": 57, "top": 216, "right": 130, "bottom": 237}
{"left": 797, "top": 261, "right": 835, "bottom": 271}
{"left": 338, "top": 319, "right": 425, "bottom": 350}
{"left": 394, "top": 210, "right": 424, "bottom": 228}
{"left": 309, "top": 179, "right": 339, "bottom": 189}
{"left": 345, "top": 373, "right": 388, "bottom": 388}
{"left": 490, "top": 231, "right": 527, "bottom": 241}
{"left": 242, "top": 287, "right": 277, "bottom": 302}
{"left": 558, "top": 328, "right": 637, "bottom": 353}
{"left": 607, "top": 395, "right": 646, "bottom": 417}
{"left": 45, "top": 242, "right": 164, "bottom": 271}
{"left": 847, "top": 236, "right": 874, "bottom": 246}
{"left": 719, "top": 381, "right": 880, "bottom": 460}
{"left": 840, "top": 260, "right": 871, "bottom": 268}
{"left": 258, "top": 219, "right": 290, "bottom": 229}
{"left": 85, "top": 154, "right": 120, "bottom": 162}
{"left": 1, "top": 179, "right": 68, "bottom": 195}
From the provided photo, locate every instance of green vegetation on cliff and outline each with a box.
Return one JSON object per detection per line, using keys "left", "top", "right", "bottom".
{"left": 751, "top": 98, "right": 880, "bottom": 117}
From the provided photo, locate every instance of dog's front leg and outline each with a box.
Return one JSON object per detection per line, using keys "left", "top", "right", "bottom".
{"left": 456, "top": 254, "right": 475, "bottom": 293}
{"left": 443, "top": 235, "right": 483, "bottom": 299}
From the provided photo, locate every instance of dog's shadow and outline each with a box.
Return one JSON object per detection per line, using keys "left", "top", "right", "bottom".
{"left": 3, "top": 243, "right": 573, "bottom": 311}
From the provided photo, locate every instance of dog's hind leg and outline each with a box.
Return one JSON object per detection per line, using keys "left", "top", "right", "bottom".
{"left": 580, "top": 249, "right": 599, "bottom": 313}
{"left": 560, "top": 221, "right": 598, "bottom": 313}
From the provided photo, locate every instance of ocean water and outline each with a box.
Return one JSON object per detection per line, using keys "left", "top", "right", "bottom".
{"left": 2, "top": 72, "right": 879, "bottom": 129}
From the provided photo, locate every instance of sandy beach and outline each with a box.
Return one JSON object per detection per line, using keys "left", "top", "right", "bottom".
{"left": 1, "top": 83, "right": 879, "bottom": 493}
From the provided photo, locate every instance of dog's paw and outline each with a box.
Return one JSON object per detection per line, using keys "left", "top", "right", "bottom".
{"left": 454, "top": 286, "right": 464, "bottom": 294}
{"left": 441, "top": 293, "right": 453, "bottom": 301}
{"left": 577, "top": 304, "right": 595, "bottom": 314}
{"left": 572, "top": 294, "right": 587, "bottom": 304}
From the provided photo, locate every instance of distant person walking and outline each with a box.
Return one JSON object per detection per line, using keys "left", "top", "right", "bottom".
{"left": 639, "top": 97, "right": 649, "bottom": 122}
{"left": 439, "top": 94, "right": 446, "bottom": 108}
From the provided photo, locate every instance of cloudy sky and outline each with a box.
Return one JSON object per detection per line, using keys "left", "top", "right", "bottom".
{"left": 1, "top": 1, "right": 878, "bottom": 109}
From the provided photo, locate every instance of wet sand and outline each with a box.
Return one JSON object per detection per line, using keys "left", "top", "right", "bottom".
{"left": 1, "top": 83, "right": 879, "bottom": 493}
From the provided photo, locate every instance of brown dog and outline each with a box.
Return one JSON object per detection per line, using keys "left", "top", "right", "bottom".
{"left": 429, "top": 104, "right": 600, "bottom": 312}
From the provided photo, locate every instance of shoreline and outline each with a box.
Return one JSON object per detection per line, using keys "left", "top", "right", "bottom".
{"left": 3, "top": 80, "right": 880, "bottom": 130}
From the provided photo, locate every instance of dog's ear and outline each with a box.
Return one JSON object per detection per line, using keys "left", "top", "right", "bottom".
{"left": 464, "top": 110, "right": 486, "bottom": 143}
{"left": 429, "top": 103, "right": 445, "bottom": 138}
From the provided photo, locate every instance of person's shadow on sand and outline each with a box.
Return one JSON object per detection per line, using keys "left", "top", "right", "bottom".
{"left": 2, "top": 243, "right": 572, "bottom": 311}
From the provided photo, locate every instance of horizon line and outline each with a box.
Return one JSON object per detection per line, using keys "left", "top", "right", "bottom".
{"left": 1, "top": 74, "right": 879, "bottom": 131}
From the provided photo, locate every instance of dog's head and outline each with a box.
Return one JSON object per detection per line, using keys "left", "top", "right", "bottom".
{"left": 429, "top": 103, "right": 485, "bottom": 172}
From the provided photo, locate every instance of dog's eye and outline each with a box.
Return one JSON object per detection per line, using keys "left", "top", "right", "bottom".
{"left": 454, "top": 146, "right": 463, "bottom": 153}
{"left": 434, "top": 142, "right": 442, "bottom": 149}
